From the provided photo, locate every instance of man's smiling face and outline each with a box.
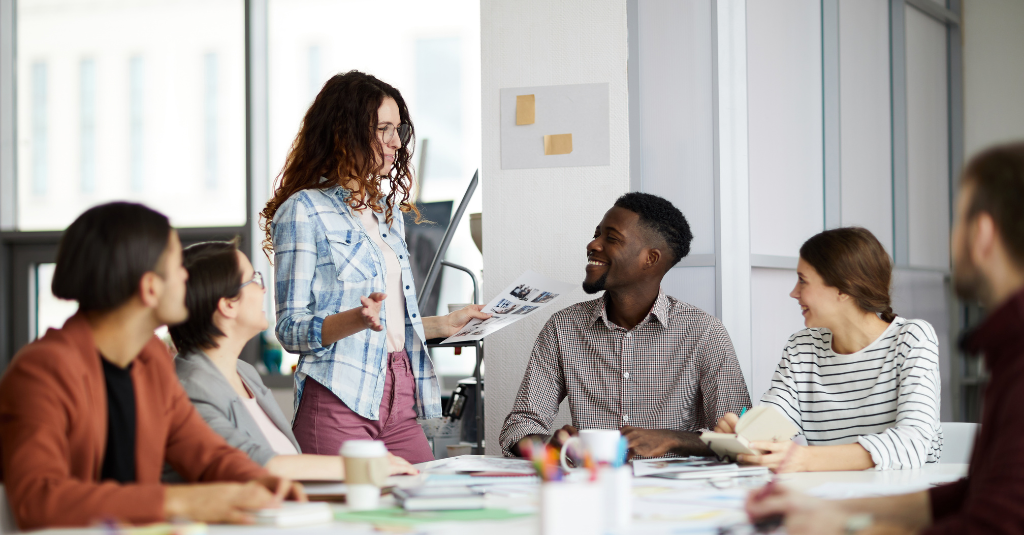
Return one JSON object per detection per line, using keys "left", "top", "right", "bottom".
{"left": 583, "top": 206, "right": 649, "bottom": 294}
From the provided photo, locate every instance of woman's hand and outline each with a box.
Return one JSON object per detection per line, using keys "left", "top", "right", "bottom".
{"left": 738, "top": 440, "right": 807, "bottom": 473}
{"left": 715, "top": 412, "right": 740, "bottom": 433}
{"left": 422, "top": 305, "right": 491, "bottom": 339}
{"left": 359, "top": 292, "right": 386, "bottom": 332}
{"left": 445, "top": 304, "right": 491, "bottom": 335}
{"left": 387, "top": 453, "right": 419, "bottom": 475}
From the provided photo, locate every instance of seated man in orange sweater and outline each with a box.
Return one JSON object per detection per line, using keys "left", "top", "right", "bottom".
{"left": 0, "top": 202, "right": 304, "bottom": 530}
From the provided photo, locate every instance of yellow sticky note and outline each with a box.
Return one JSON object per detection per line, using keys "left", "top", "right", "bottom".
{"left": 516, "top": 94, "right": 535, "bottom": 125}
{"left": 543, "top": 133, "right": 573, "bottom": 155}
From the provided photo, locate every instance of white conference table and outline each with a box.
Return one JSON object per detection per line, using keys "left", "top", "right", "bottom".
{"left": 19, "top": 461, "right": 968, "bottom": 535}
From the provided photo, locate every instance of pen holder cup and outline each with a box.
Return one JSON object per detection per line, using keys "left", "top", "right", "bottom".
{"left": 540, "top": 481, "right": 604, "bottom": 535}
{"left": 599, "top": 465, "right": 633, "bottom": 530}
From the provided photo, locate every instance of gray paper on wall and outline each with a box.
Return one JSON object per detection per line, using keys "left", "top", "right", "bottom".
{"left": 499, "top": 83, "right": 610, "bottom": 169}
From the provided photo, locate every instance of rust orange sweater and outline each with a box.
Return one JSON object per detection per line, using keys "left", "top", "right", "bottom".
{"left": 0, "top": 314, "right": 268, "bottom": 530}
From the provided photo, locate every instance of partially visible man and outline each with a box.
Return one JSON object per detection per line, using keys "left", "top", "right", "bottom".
{"left": 0, "top": 202, "right": 304, "bottom": 531}
{"left": 499, "top": 192, "right": 751, "bottom": 458}
{"left": 746, "top": 142, "right": 1024, "bottom": 534}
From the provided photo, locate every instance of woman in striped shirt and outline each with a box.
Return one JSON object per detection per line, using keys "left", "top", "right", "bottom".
{"left": 716, "top": 227, "right": 942, "bottom": 471}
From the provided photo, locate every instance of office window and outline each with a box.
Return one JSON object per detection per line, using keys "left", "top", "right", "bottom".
{"left": 80, "top": 58, "right": 96, "bottom": 193}
{"left": 129, "top": 56, "right": 144, "bottom": 192}
{"left": 31, "top": 61, "right": 47, "bottom": 196}
{"left": 415, "top": 37, "right": 462, "bottom": 184}
{"left": 33, "top": 263, "right": 77, "bottom": 341}
{"left": 204, "top": 52, "right": 218, "bottom": 189}
{"left": 307, "top": 45, "right": 321, "bottom": 101}
{"left": 15, "top": 0, "right": 246, "bottom": 230}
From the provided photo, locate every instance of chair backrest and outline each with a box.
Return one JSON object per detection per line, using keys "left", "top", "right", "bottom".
{"left": 941, "top": 422, "right": 980, "bottom": 464}
{"left": 0, "top": 484, "right": 16, "bottom": 534}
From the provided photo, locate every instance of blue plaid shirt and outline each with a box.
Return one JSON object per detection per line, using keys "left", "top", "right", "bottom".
{"left": 271, "top": 185, "right": 441, "bottom": 421}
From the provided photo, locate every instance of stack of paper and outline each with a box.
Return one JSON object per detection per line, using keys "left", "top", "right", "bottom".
{"left": 633, "top": 458, "right": 769, "bottom": 480}
{"left": 252, "top": 502, "right": 333, "bottom": 527}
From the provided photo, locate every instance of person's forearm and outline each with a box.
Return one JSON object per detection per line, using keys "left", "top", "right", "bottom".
{"left": 510, "top": 434, "right": 549, "bottom": 457}
{"left": 321, "top": 308, "right": 369, "bottom": 346}
{"left": 840, "top": 491, "right": 932, "bottom": 530}
{"left": 421, "top": 316, "right": 448, "bottom": 339}
{"left": 265, "top": 454, "right": 344, "bottom": 481}
{"left": 669, "top": 431, "right": 715, "bottom": 456}
{"left": 805, "top": 443, "right": 876, "bottom": 472}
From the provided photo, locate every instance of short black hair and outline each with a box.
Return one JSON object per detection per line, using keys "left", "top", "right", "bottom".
{"left": 52, "top": 202, "right": 171, "bottom": 312}
{"left": 168, "top": 240, "right": 242, "bottom": 355}
{"left": 613, "top": 192, "right": 693, "bottom": 268}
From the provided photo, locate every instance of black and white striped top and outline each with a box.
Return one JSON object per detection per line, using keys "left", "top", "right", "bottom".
{"left": 760, "top": 317, "right": 943, "bottom": 469}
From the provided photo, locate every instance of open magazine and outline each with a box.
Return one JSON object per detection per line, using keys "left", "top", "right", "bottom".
{"left": 441, "top": 270, "right": 575, "bottom": 344}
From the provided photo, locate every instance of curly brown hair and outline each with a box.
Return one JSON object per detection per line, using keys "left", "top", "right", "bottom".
{"left": 260, "top": 71, "right": 420, "bottom": 258}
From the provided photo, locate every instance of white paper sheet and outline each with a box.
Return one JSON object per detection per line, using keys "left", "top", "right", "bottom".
{"left": 441, "top": 271, "right": 575, "bottom": 343}
{"left": 422, "top": 455, "right": 538, "bottom": 474}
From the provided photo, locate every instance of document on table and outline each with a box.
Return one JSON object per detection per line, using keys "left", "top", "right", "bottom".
{"left": 441, "top": 270, "right": 575, "bottom": 343}
{"left": 421, "top": 455, "right": 537, "bottom": 474}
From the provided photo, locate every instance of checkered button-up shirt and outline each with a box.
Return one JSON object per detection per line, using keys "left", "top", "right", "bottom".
{"left": 499, "top": 291, "right": 751, "bottom": 456}
{"left": 272, "top": 186, "right": 440, "bottom": 421}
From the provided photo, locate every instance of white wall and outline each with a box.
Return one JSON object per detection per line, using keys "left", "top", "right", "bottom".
{"left": 746, "top": 0, "right": 823, "bottom": 258}
{"left": 963, "top": 0, "right": 1024, "bottom": 157}
{"left": 480, "top": 0, "right": 630, "bottom": 455}
{"left": 838, "top": 0, "right": 893, "bottom": 253}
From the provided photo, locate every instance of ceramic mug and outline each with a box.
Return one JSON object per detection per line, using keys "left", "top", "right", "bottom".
{"left": 559, "top": 429, "right": 623, "bottom": 470}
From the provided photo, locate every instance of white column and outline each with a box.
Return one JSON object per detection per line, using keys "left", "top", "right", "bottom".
{"left": 713, "top": 0, "right": 753, "bottom": 394}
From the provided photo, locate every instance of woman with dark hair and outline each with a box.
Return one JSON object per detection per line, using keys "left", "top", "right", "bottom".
{"left": 261, "top": 71, "right": 488, "bottom": 462}
{"left": 169, "top": 241, "right": 416, "bottom": 479}
{"left": 715, "top": 227, "right": 942, "bottom": 472}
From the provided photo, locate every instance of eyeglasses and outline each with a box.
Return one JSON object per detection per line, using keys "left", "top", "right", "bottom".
{"left": 240, "top": 271, "right": 264, "bottom": 291}
{"left": 377, "top": 123, "right": 412, "bottom": 146}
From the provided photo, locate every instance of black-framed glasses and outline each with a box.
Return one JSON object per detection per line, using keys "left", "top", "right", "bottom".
{"left": 240, "top": 271, "right": 264, "bottom": 291}
{"left": 378, "top": 123, "right": 412, "bottom": 146}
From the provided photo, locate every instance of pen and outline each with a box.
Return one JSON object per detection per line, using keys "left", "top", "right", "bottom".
{"left": 740, "top": 406, "right": 747, "bottom": 418}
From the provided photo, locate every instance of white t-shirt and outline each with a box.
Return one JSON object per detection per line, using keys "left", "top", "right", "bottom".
{"left": 357, "top": 208, "right": 406, "bottom": 352}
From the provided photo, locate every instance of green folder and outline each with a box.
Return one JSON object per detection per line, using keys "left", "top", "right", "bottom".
{"left": 334, "top": 507, "right": 530, "bottom": 526}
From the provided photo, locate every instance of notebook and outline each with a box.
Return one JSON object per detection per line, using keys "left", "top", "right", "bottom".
{"left": 393, "top": 486, "right": 486, "bottom": 511}
{"left": 699, "top": 406, "right": 800, "bottom": 461}
{"left": 252, "top": 502, "right": 334, "bottom": 527}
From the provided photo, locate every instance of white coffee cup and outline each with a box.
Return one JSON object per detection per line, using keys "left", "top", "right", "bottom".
{"left": 340, "top": 440, "right": 389, "bottom": 510}
{"left": 559, "top": 429, "right": 623, "bottom": 470}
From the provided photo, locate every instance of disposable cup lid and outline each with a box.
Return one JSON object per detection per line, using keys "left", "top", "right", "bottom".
{"left": 340, "top": 440, "right": 387, "bottom": 458}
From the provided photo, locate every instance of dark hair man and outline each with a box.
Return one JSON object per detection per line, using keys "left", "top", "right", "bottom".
{"left": 746, "top": 142, "right": 1024, "bottom": 534}
{"left": 0, "top": 202, "right": 304, "bottom": 530}
{"left": 499, "top": 192, "right": 752, "bottom": 458}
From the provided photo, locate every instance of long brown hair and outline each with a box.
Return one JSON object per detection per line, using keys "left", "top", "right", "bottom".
{"left": 260, "top": 71, "right": 420, "bottom": 258}
{"left": 800, "top": 227, "right": 897, "bottom": 322}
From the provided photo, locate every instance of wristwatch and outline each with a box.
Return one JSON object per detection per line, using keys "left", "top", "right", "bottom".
{"left": 844, "top": 513, "right": 873, "bottom": 534}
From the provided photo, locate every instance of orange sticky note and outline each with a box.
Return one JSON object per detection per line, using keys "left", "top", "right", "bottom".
{"left": 543, "top": 133, "right": 573, "bottom": 155}
{"left": 516, "top": 94, "right": 535, "bottom": 125}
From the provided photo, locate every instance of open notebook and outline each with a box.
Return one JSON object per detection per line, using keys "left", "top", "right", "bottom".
{"left": 700, "top": 406, "right": 799, "bottom": 461}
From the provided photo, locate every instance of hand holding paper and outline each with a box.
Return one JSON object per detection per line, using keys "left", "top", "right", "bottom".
{"left": 441, "top": 270, "right": 575, "bottom": 343}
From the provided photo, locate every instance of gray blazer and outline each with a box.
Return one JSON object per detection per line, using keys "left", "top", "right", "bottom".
{"left": 174, "top": 350, "right": 301, "bottom": 466}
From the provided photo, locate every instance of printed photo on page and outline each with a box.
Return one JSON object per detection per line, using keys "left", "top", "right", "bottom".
{"left": 441, "top": 270, "right": 575, "bottom": 344}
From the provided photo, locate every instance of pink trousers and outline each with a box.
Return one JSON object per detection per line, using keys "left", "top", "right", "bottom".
{"left": 292, "top": 349, "right": 435, "bottom": 464}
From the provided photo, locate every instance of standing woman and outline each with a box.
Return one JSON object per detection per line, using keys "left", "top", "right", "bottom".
{"left": 715, "top": 227, "right": 943, "bottom": 471}
{"left": 261, "top": 71, "right": 487, "bottom": 463}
